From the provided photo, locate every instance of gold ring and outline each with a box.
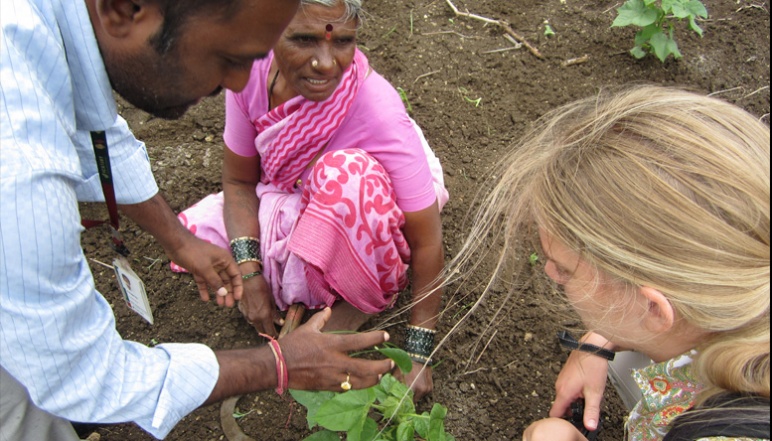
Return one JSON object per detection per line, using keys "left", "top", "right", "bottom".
{"left": 311, "top": 59, "right": 319, "bottom": 68}
{"left": 340, "top": 373, "right": 351, "bottom": 391}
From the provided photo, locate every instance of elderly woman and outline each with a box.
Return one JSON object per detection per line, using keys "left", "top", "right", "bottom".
{"left": 173, "top": 0, "right": 448, "bottom": 399}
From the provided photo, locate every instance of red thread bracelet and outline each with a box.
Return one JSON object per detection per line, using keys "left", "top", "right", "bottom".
{"left": 259, "top": 333, "right": 288, "bottom": 395}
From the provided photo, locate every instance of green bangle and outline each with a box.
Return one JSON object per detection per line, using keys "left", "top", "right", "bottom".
{"left": 242, "top": 271, "right": 262, "bottom": 280}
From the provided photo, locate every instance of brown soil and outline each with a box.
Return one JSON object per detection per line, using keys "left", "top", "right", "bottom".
{"left": 80, "top": 1, "right": 769, "bottom": 440}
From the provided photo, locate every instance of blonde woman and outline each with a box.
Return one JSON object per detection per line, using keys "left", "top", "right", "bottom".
{"left": 452, "top": 86, "right": 770, "bottom": 440}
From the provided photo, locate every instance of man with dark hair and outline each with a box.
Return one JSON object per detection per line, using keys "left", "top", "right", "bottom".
{"left": 0, "top": 0, "right": 392, "bottom": 439}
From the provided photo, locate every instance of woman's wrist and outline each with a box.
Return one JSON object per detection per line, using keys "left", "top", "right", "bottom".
{"left": 580, "top": 332, "right": 617, "bottom": 351}
{"left": 405, "top": 324, "right": 437, "bottom": 366}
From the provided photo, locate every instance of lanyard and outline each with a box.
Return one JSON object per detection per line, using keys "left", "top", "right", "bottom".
{"left": 81, "top": 131, "right": 130, "bottom": 257}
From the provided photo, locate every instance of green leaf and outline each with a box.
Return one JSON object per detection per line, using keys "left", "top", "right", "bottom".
{"left": 303, "top": 430, "right": 340, "bottom": 441}
{"left": 377, "top": 347, "right": 413, "bottom": 374}
{"left": 612, "top": 0, "right": 659, "bottom": 27}
{"left": 381, "top": 395, "right": 416, "bottom": 422}
{"left": 688, "top": 16, "right": 703, "bottom": 36}
{"left": 315, "top": 389, "right": 375, "bottom": 432}
{"left": 428, "top": 403, "right": 449, "bottom": 441}
{"left": 414, "top": 412, "right": 430, "bottom": 438}
{"left": 634, "top": 24, "right": 662, "bottom": 47}
{"left": 346, "top": 417, "right": 378, "bottom": 441}
{"left": 386, "top": 376, "right": 414, "bottom": 403}
{"left": 649, "top": 28, "right": 682, "bottom": 62}
{"left": 631, "top": 45, "right": 648, "bottom": 59}
{"left": 684, "top": 0, "right": 708, "bottom": 18}
{"left": 290, "top": 389, "right": 336, "bottom": 429}
{"left": 397, "top": 421, "right": 416, "bottom": 441}
{"left": 661, "top": 0, "right": 678, "bottom": 15}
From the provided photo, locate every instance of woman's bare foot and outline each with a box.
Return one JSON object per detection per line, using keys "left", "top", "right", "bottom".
{"left": 322, "top": 301, "right": 372, "bottom": 332}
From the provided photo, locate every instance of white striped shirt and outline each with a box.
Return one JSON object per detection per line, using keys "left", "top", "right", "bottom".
{"left": 1, "top": 0, "right": 219, "bottom": 438}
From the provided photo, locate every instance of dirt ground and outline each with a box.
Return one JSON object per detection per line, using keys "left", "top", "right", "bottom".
{"left": 79, "top": 0, "right": 770, "bottom": 440}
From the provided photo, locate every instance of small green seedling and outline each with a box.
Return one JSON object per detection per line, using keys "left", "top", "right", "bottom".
{"left": 290, "top": 347, "right": 454, "bottom": 441}
{"left": 612, "top": 0, "right": 708, "bottom": 62}
{"left": 528, "top": 252, "right": 540, "bottom": 267}
{"left": 232, "top": 408, "right": 255, "bottom": 420}
{"left": 543, "top": 21, "right": 556, "bottom": 37}
{"left": 458, "top": 87, "right": 482, "bottom": 108}
{"left": 397, "top": 87, "right": 413, "bottom": 113}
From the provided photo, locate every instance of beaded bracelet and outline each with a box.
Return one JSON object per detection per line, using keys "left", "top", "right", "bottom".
{"left": 259, "top": 333, "right": 288, "bottom": 395}
{"left": 242, "top": 271, "right": 262, "bottom": 280}
{"left": 405, "top": 324, "right": 436, "bottom": 366}
{"left": 230, "top": 236, "right": 261, "bottom": 265}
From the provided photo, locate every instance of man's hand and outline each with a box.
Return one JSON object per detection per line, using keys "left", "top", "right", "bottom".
{"left": 168, "top": 237, "right": 243, "bottom": 307}
{"left": 238, "top": 275, "right": 283, "bottom": 337}
{"left": 394, "top": 361, "right": 433, "bottom": 401}
{"left": 279, "top": 308, "right": 393, "bottom": 391}
{"left": 119, "top": 193, "right": 243, "bottom": 306}
{"left": 206, "top": 308, "right": 393, "bottom": 404}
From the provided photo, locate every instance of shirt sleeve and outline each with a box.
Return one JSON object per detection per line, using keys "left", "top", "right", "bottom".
{"left": 1, "top": 7, "right": 217, "bottom": 438}
{"left": 74, "top": 115, "right": 159, "bottom": 204}
{"left": 0, "top": 168, "right": 219, "bottom": 439}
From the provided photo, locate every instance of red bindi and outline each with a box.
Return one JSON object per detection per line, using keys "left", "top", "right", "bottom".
{"left": 325, "top": 24, "right": 333, "bottom": 40}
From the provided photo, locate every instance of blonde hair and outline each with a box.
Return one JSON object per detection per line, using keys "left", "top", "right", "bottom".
{"left": 450, "top": 86, "right": 770, "bottom": 402}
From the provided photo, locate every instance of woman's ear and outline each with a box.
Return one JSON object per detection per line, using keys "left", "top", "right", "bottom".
{"left": 92, "top": 0, "right": 154, "bottom": 39}
{"left": 639, "top": 286, "right": 675, "bottom": 334}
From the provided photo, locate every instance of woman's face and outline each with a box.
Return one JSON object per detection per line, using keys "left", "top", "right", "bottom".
{"left": 273, "top": 2, "right": 358, "bottom": 102}
{"left": 538, "top": 229, "right": 642, "bottom": 348}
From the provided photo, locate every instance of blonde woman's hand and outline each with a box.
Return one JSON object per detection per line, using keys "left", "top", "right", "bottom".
{"left": 549, "top": 333, "right": 612, "bottom": 432}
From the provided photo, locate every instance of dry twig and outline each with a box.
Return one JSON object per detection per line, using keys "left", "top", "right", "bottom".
{"left": 561, "top": 54, "right": 590, "bottom": 67}
{"left": 445, "top": 0, "right": 544, "bottom": 59}
{"left": 414, "top": 69, "right": 442, "bottom": 84}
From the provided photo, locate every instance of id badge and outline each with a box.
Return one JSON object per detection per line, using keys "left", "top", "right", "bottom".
{"left": 113, "top": 256, "right": 154, "bottom": 325}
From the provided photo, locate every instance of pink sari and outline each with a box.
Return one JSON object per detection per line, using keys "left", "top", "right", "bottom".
{"left": 172, "top": 50, "right": 445, "bottom": 313}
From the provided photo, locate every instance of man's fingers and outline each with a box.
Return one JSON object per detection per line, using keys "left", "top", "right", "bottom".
{"left": 305, "top": 307, "right": 332, "bottom": 331}
{"left": 222, "top": 264, "right": 243, "bottom": 301}
{"left": 194, "top": 276, "right": 211, "bottom": 302}
{"left": 337, "top": 329, "right": 390, "bottom": 353}
{"left": 346, "top": 358, "right": 394, "bottom": 388}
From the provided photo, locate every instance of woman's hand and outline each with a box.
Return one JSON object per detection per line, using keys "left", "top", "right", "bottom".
{"left": 394, "top": 361, "right": 433, "bottom": 401}
{"left": 548, "top": 333, "right": 612, "bottom": 432}
{"left": 523, "top": 417, "right": 589, "bottom": 441}
{"left": 238, "top": 274, "right": 283, "bottom": 337}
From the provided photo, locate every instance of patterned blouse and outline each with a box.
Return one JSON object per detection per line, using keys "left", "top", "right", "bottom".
{"left": 624, "top": 351, "right": 767, "bottom": 441}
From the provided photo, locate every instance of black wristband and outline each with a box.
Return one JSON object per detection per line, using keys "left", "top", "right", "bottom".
{"left": 557, "top": 331, "right": 616, "bottom": 361}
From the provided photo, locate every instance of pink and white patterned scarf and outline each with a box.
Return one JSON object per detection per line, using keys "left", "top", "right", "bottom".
{"left": 254, "top": 49, "right": 369, "bottom": 191}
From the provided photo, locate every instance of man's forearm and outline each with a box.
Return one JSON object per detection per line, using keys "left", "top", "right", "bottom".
{"left": 203, "top": 346, "right": 277, "bottom": 405}
{"left": 118, "top": 192, "right": 188, "bottom": 254}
